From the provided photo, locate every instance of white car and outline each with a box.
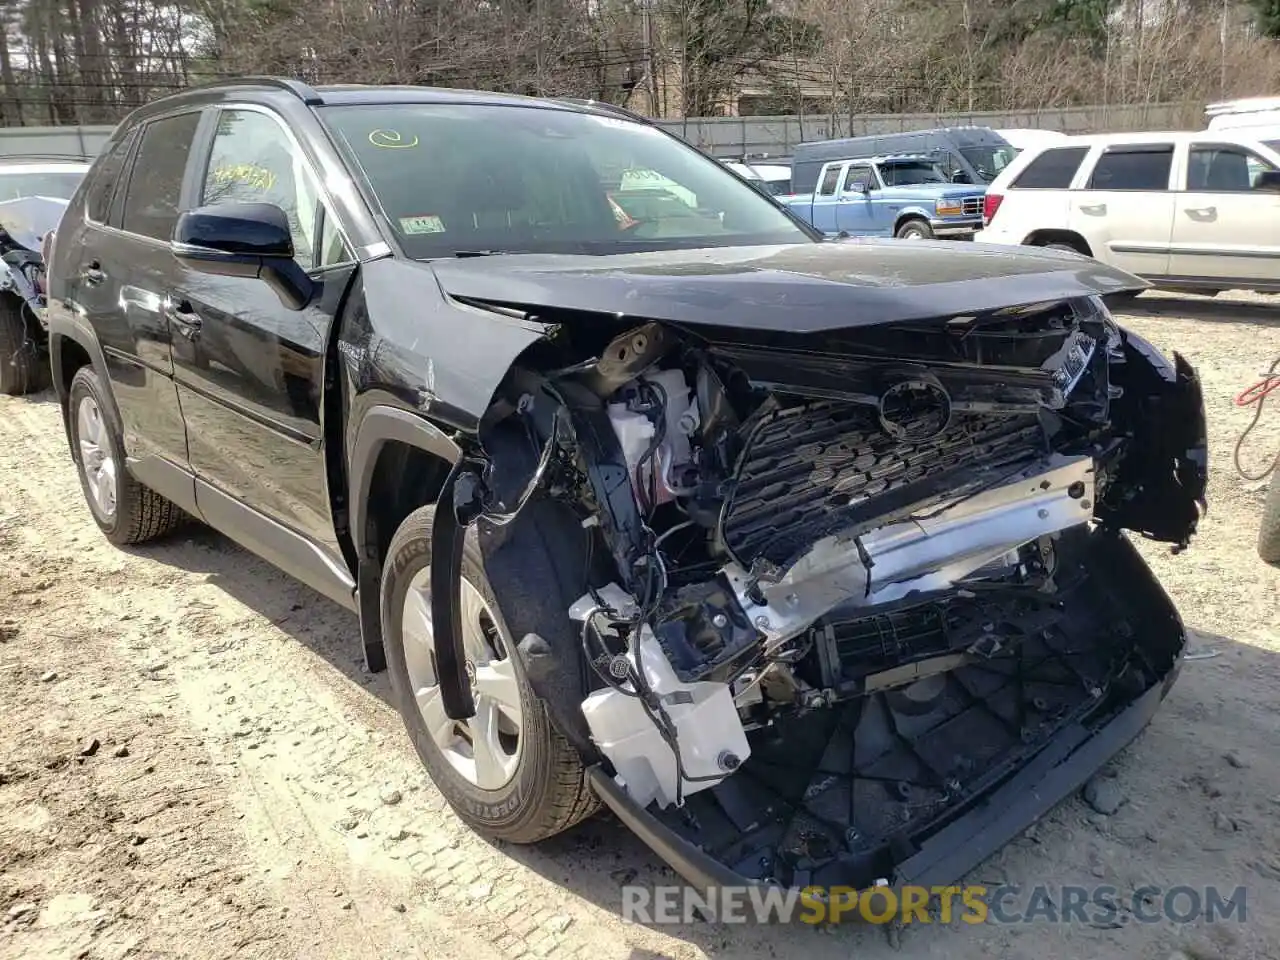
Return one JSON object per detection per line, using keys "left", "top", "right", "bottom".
{"left": 720, "top": 160, "right": 792, "bottom": 196}
{"left": 979, "top": 130, "right": 1280, "bottom": 295}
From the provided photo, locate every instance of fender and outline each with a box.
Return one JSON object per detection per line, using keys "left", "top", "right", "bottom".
{"left": 348, "top": 404, "right": 463, "bottom": 560}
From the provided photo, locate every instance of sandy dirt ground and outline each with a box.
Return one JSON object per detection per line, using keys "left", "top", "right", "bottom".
{"left": 0, "top": 291, "right": 1277, "bottom": 960}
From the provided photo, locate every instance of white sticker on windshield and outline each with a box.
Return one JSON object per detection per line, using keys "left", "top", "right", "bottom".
{"left": 400, "top": 215, "right": 445, "bottom": 235}
{"left": 590, "top": 114, "right": 659, "bottom": 134}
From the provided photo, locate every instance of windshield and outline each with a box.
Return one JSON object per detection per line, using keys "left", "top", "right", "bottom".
{"left": 0, "top": 170, "right": 84, "bottom": 202}
{"left": 959, "top": 145, "right": 1017, "bottom": 182}
{"left": 321, "top": 104, "right": 812, "bottom": 257}
{"left": 878, "top": 160, "right": 948, "bottom": 186}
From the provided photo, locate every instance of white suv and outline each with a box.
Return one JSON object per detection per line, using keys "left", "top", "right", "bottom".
{"left": 979, "top": 130, "right": 1280, "bottom": 295}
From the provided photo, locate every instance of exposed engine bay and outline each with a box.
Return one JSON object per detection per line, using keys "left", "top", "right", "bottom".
{"left": 450, "top": 291, "right": 1205, "bottom": 890}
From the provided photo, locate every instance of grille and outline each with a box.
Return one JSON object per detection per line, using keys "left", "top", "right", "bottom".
{"left": 719, "top": 400, "right": 1043, "bottom": 568}
{"left": 962, "top": 196, "right": 983, "bottom": 216}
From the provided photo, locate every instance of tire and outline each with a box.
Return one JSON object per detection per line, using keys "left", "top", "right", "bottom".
{"left": 68, "top": 366, "right": 184, "bottom": 545}
{"left": 1259, "top": 475, "right": 1280, "bottom": 565}
{"left": 0, "top": 296, "right": 48, "bottom": 396}
{"left": 895, "top": 218, "right": 934, "bottom": 240}
{"left": 381, "top": 504, "right": 598, "bottom": 843}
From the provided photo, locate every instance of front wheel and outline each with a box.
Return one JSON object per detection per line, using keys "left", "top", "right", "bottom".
{"left": 1259, "top": 475, "right": 1280, "bottom": 565}
{"left": 895, "top": 219, "right": 934, "bottom": 240}
{"left": 380, "top": 504, "right": 598, "bottom": 842}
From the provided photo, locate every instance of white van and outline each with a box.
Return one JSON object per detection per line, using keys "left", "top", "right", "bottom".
{"left": 1205, "top": 97, "right": 1280, "bottom": 142}
{"left": 995, "top": 129, "right": 1069, "bottom": 156}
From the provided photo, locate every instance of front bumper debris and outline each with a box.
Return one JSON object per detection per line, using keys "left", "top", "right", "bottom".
{"left": 586, "top": 531, "right": 1186, "bottom": 903}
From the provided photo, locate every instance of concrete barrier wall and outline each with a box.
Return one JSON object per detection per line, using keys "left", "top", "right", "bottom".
{"left": 653, "top": 102, "right": 1199, "bottom": 157}
{"left": 0, "top": 124, "right": 115, "bottom": 159}
{"left": 0, "top": 101, "right": 1199, "bottom": 161}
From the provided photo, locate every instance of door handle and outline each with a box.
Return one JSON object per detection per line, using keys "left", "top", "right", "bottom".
{"left": 1184, "top": 206, "right": 1217, "bottom": 221}
{"left": 1078, "top": 203, "right": 1107, "bottom": 215}
{"left": 164, "top": 300, "right": 204, "bottom": 339}
{"left": 82, "top": 261, "right": 106, "bottom": 285}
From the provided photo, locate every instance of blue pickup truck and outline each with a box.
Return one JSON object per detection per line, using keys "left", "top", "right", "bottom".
{"left": 783, "top": 154, "right": 986, "bottom": 240}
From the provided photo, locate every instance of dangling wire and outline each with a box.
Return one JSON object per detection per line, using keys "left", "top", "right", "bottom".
{"left": 1234, "top": 358, "right": 1280, "bottom": 482}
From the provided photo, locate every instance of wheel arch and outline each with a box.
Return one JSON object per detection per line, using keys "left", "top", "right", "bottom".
{"left": 893, "top": 209, "right": 932, "bottom": 234}
{"left": 349, "top": 406, "right": 462, "bottom": 671}
{"left": 1025, "top": 229, "right": 1093, "bottom": 257}
{"left": 48, "top": 320, "right": 117, "bottom": 450}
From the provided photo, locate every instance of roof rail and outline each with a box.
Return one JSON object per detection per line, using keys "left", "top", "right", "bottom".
{"left": 0, "top": 153, "right": 95, "bottom": 164}
{"left": 189, "top": 75, "right": 325, "bottom": 106}
{"left": 553, "top": 97, "right": 653, "bottom": 125}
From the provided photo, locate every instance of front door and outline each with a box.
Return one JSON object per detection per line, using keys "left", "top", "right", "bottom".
{"left": 169, "top": 106, "right": 357, "bottom": 558}
{"left": 834, "top": 163, "right": 879, "bottom": 236}
{"left": 1168, "top": 141, "right": 1280, "bottom": 285}
{"left": 808, "top": 163, "right": 843, "bottom": 236}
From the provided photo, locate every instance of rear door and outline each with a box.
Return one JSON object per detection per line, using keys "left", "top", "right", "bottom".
{"left": 1069, "top": 142, "right": 1176, "bottom": 276}
{"left": 64, "top": 109, "right": 206, "bottom": 513}
{"left": 169, "top": 104, "right": 357, "bottom": 559}
{"left": 1168, "top": 140, "right": 1280, "bottom": 285}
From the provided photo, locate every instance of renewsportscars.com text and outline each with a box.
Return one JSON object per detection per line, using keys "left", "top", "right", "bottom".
{"left": 622, "top": 883, "right": 1247, "bottom": 926}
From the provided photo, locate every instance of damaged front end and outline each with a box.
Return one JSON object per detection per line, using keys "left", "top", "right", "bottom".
{"left": 0, "top": 196, "right": 66, "bottom": 328}
{"left": 460, "top": 291, "right": 1206, "bottom": 892}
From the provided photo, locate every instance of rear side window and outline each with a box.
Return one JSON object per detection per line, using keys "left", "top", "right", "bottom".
{"left": 120, "top": 112, "right": 202, "bottom": 241}
{"left": 1086, "top": 146, "right": 1174, "bottom": 191}
{"left": 83, "top": 128, "right": 137, "bottom": 223}
{"left": 1011, "top": 146, "right": 1089, "bottom": 189}
{"left": 818, "top": 166, "right": 840, "bottom": 196}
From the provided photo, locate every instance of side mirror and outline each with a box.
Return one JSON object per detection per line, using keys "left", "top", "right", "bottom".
{"left": 1256, "top": 170, "right": 1280, "bottom": 193}
{"left": 951, "top": 170, "right": 973, "bottom": 184}
{"left": 171, "top": 202, "right": 313, "bottom": 311}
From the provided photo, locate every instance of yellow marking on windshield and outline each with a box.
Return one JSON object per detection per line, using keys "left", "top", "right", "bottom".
{"left": 369, "top": 129, "right": 420, "bottom": 149}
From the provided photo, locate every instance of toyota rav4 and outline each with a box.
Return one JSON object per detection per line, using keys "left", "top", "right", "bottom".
{"left": 46, "top": 78, "right": 1208, "bottom": 897}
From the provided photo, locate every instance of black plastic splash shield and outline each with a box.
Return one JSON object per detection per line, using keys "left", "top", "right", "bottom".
{"left": 586, "top": 531, "right": 1186, "bottom": 909}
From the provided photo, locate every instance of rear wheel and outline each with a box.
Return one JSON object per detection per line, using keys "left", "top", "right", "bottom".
{"left": 68, "top": 366, "right": 184, "bottom": 545}
{"left": 1259, "top": 475, "right": 1280, "bottom": 565}
{"left": 380, "top": 504, "right": 598, "bottom": 842}
{"left": 895, "top": 218, "right": 934, "bottom": 240}
{"left": 0, "top": 296, "right": 48, "bottom": 396}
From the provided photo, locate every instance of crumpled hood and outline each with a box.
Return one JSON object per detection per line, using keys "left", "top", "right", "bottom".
{"left": 428, "top": 240, "right": 1147, "bottom": 333}
{"left": 0, "top": 196, "right": 67, "bottom": 254}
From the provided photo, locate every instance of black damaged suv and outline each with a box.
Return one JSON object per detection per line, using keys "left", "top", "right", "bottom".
{"left": 47, "top": 77, "right": 1208, "bottom": 895}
